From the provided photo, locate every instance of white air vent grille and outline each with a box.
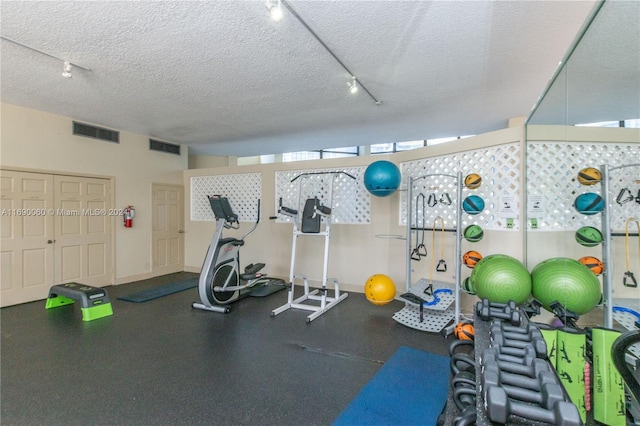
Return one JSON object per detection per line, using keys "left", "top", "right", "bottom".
{"left": 72, "top": 121, "right": 119, "bottom": 143}
{"left": 150, "top": 139, "right": 180, "bottom": 155}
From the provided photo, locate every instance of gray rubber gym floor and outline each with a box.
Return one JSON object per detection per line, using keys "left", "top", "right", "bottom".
{"left": 1, "top": 272, "right": 451, "bottom": 425}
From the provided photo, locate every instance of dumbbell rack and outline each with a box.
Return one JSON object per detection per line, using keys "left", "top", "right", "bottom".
{"left": 393, "top": 172, "right": 463, "bottom": 334}
{"left": 472, "top": 318, "right": 561, "bottom": 426}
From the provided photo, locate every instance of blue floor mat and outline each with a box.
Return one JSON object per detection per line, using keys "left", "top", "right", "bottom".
{"left": 117, "top": 278, "right": 198, "bottom": 303}
{"left": 333, "top": 346, "right": 450, "bottom": 426}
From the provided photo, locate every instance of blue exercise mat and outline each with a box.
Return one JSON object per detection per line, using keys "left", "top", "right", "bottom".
{"left": 333, "top": 346, "right": 450, "bottom": 426}
{"left": 117, "top": 278, "right": 198, "bottom": 303}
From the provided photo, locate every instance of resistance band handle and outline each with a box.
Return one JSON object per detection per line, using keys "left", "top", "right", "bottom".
{"left": 427, "top": 193, "right": 437, "bottom": 207}
{"left": 624, "top": 271, "right": 638, "bottom": 287}
{"left": 616, "top": 188, "right": 634, "bottom": 205}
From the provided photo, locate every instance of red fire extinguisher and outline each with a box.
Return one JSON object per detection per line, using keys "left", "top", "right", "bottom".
{"left": 123, "top": 206, "right": 135, "bottom": 228}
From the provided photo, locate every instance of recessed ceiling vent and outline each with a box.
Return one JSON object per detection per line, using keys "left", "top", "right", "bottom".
{"left": 72, "top": 121, "right": 119, "bottom": 143}
{"left": 150, "top": 139, "right": 181, "bottom": 155}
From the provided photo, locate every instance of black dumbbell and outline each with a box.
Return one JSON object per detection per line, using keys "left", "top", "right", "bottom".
{"left": 491, "top": 320, "right": 538, "bottom": 335}
{"left": 482, "top": 356, "right": 549, "bottom": 379}
{"left": 490, "top": 324, "right": 543, "bottom": 342}
{"left": 479, "top": 298, "right": 517, "bottom": 311}
{"left": 485, "top": 385, "right": 582, "bottom": 426}
{"left": 481, "top": 347, "right": 537, "bottom": 364}
{"left": 491, "top": 330, "right": 547, "bottom": 359}
{"left": 476, "top": 300, "right": 517, "bottom": 317}
{"left": 491, "top": 333, "right": 547, "bottom": 359}
{"left": 490, "top": 339, "right": 545, "bottom": 361}
{"left": 488, "top": 381, "right": 566, "bottom": 410}
{"left": 482, "top": 366, "right": 559, "bottom": 392}
{"left": 476, "top": 303, "right": 521, "bottom": 326}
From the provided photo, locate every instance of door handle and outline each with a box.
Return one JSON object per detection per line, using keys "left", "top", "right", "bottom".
{"left": 178, "top": 230, "right": 185, "bottom": 234}
{"left": 47, "top": 239, "right": 56, "bottom": 244}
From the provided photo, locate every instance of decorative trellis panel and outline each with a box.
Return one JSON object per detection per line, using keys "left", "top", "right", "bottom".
{"left": 400, "top": 143, "right": 521, "bottom": 230}
{"left": 275, "top": 167, "right": 369, "bottom": 224}
{"left": 526, "top": 142, "right": 639, "bottom": 231}
{"left": 191, "top": 173, "right": 262, "bottom": 221}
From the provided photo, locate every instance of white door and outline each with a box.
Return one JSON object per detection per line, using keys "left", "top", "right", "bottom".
{"left": 152, "top": 184, "right": 184, "bottom": 276}
{"left": 0, "top": 171, "right": 55, "bottom": 306}
{"left": 0, "top": 170, "right": 113, "bottom": 307}
{"left": 54, "top": 175, "right": 112, "bottom": 287}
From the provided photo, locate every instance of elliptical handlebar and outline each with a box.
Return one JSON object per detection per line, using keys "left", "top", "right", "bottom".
{"left": 240, "top": 199, "right": 261, "bottom": 241}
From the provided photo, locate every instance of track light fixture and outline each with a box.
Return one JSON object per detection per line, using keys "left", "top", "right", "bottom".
{"left": 265, "top": 0, "right": 283, "bottom": 22}
{"left": 62, "top": 61, "right": 72, "bottom": 78}
{"left": 0, "top": 35, "right": 91, "bottom": 78}
{"left": 266, "top": 1, "right": 382, "bottom": 105}
{"left": 348, "top": 76, "right": 358, "bottom": 94}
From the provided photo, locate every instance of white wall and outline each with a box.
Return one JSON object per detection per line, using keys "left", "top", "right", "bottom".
{"left": 0, "top": 103, "right": 187, "bottom": 283}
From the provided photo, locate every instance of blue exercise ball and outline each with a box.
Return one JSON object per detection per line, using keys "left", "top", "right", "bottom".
{"left": 364, "top": 161, "right": 401, "bottom": 197}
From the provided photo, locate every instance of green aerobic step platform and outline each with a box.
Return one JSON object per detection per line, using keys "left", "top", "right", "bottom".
{"left": 46, "top": 283, "right": 113, "bottom": 321}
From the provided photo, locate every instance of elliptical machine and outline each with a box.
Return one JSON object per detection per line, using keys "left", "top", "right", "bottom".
{"left": 192, "top": 195, "right": 283, "bottom": 313}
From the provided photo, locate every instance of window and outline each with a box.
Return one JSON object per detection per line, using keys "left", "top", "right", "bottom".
{"left": 576, "top": 120, "right": 622, "bottom": 128}
{"left": 282, "top": 146, "right": 358, "bottom": 162}
{"left": 371, "top": 140, "right": 425, "bottom": 154}
{"left": 575, "top": 119, "right": 639, "bottom": 128}
{"left": 322, "top": 147, "right": 359, "bottom": 159}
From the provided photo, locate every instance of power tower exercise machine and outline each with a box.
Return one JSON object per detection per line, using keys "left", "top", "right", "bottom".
{"left": 271, "top": 171, "right": 355, "bottom": 323}
{"left": 192, "top": 195, "right": 285, "bottom": 313}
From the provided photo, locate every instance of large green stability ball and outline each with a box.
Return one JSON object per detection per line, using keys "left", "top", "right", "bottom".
{"left": 363, "top": 160, "right": 401, "bottom": 197}
{"left": 471, "top": 254, "right": 531, "bottom": 304}
{"left": 531, "top": 257, "right": 601, "bottom": 315}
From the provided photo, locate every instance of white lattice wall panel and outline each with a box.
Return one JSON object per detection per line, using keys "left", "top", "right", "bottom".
{"left": 527, "top": 142, "right": 639, "bottom": 231}
{"left": 275, "top": 167, "right": 369, "bottom": 224}
{"left": 191, "top": 173, "right": 262, "bottom": 221}
{"left": 400, "top": 143, "right": 521, "bottom": 230}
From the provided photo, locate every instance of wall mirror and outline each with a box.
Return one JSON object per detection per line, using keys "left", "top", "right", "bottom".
{"left": 525, "top": 0, "right": 640, "bottom": 329}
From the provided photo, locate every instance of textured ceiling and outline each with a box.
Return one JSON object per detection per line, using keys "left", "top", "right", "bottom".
{"left": 1, "top": 1, "right": 601, "bottom": 157}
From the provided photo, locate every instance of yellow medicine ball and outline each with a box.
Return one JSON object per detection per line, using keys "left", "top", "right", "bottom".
{"left": 364, "top": 274, "right": 396, "bottom": 306}
{"left": 464, "top": 173, "right": 482, "bottom": 189}
{"left": 577, "top": 167, "right": 602, "bottom": 186}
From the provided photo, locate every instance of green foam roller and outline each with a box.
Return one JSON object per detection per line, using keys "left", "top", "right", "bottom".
{"left": 556, "top": 327, "right": 587, "bottom": 423}
{"left": 591, "top": 327, "right": 626, "bottom": 426}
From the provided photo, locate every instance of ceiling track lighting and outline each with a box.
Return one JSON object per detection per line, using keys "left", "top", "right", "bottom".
{"left": 348, "top": 76, "right": 358, "bottom": 94}
{"left": 265, "top": 0, "right": 283, "bottom": 22}
{"left": 62, "top": 61, "right": 73, "bottom": 78}
{"left": 270, "top": 0, "right": 382, "bottom": 106}
{"left": 0, "top": 35, "right": 91, "bottom": 78}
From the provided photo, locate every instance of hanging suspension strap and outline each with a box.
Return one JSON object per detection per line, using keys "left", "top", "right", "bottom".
{"left": 624, "top": 217, "right": 639, "bottom": 287}
{"left": 417, "top": 193, "right": 428, "bottom": 257}
{"left": 411, "top": 193, "right": 427, "bottom": 260}
{"left": 434, "top": 216, "right": 447, "bottom": 272}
